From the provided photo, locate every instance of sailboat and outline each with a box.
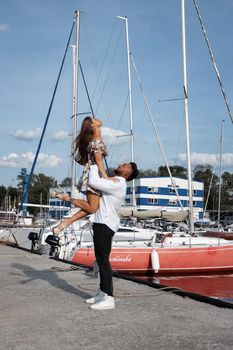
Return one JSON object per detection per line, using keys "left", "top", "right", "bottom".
{"left": 39, "top": 4, "right": 233, "bottom": 276}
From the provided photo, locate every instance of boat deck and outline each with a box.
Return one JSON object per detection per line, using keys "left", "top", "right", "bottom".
{"left": 0, "top": 244, "right": 232, "bottom": 350}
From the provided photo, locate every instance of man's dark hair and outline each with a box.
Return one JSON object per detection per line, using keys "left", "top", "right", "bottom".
{"left": 127, "top": 162, "right": 139, "bottom": 181}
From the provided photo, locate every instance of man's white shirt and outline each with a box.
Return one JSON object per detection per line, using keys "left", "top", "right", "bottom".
{"left": 88, "top": 164, "right": 126, "bottom": 232}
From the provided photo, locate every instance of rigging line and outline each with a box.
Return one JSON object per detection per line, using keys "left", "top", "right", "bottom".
{"left": 82, "top": 17, "right": 118, "bottom": 105}
{"left": 78, "top": 60, "right": 109, "bottom": 173}
{"left": 81, "top": 14, "right": 120, "bottom": 131}
{"left": 203, "top": 171, "right": 214, "bottom": 218}
{"left": 108, "top": 136, "right": 120, "bottom": 167}
{"left": 18, "top": 19, "right": 75, "bottom": 214}
{"left": 109, "top": 92, "right": 129, "bottom": 160}
{"left": 80, "top": 16, "right": 101, "bottom": 102}
{"left": 199, "top": 117, "right": 225, "bottom": 215}
{"left": 82, "top": 22, "right": 125, "bottom": 165}
{"left": 218, "top": 205, "right": 233, "bottom": 218}
{"left": 192, "top": 0, "right": 233, "bottom": 124}
{"left": 130, "top": 53, "right": 184, "bottom": 210}
{"left": 137, "top": 0, "right": 157, "bottom": 59}
{"left": 217, "top": 120, "right": 224, "bottom": 228}
{"left": 155, "top": 99, "right": 184, "bottom": 167}
{"left": 118, "top": 92, "right": 129, "bottom": 130}
{"left": 107, "top": 93, "right": 129, "bottom": 167}
{"left": 95, "top": 24, "right": 124, "bottom": 116}
{"left": 78, "top": 60, "right": 94, "bottom": 116}
{"left": 174, "top": 101, "right": 186, "bottom": 166}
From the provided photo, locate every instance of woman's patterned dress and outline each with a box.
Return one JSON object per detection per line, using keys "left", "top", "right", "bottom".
{"left": 76, "top": 139, "right": 108, "bottom": 195}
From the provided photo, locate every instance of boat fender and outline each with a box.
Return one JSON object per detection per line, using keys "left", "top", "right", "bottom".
{"left": 151, "top": 249, "right": 160, "bottom": 273}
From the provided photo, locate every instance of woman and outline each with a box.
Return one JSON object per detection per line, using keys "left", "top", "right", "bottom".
{"left": 52, "top": 116, "right": 116, "bottom": 234}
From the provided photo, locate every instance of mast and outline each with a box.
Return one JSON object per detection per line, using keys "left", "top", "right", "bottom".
{"left": 71, "top": 11, "right": 80, "bottom": 198}
{"left": 217, "top": 119, "right": 224, "bottom": 229}
{"left": 117, "top": 16, "right": 136, "bottom": 206}
{"left": 181, "top": 0, "right": 195, "bottom": 234}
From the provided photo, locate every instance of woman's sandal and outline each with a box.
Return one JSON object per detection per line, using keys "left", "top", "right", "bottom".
{"left": 52, "top": 219, "right": 70, "bottom": 235}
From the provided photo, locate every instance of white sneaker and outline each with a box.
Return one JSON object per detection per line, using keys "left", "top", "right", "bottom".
{"left": 85, "top": 291, "right": 105, "bottom": 304}
{"left": 90, "top": 295, "right": 115, "bottom": 310}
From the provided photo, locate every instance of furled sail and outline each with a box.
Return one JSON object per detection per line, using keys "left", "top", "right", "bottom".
{"left": 117, "top": 208, "right": 189, "bottom": 221}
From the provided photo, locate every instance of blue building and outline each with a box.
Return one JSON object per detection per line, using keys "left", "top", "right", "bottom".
{"left": 125, "top": 176, "right": 204, "bottom": 221}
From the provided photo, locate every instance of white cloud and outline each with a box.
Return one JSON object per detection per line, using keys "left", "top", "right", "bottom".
{"left": 37, "top": 153, "right": 62, "bottom": 167}
{"left": 102, "top": 127, "right": 129, "bottom": 144}
{"left": 11, "top": 128, "right": 41, "bottom": 141}
{"left": 51, "top": 130, "right": 69, "bottom": 142}
{"left": 0, "top": 23, "right": 9, "bottom": 32}
{"left": 178, "top": 152, "right": 233, "bottom": 167}
{"left": 0, "top": 152, "right": 62, "bottom": 168}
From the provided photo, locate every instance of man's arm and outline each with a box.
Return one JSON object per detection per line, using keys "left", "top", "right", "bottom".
{"left": 88, "top": 165, "right": 125, "bottom": 195}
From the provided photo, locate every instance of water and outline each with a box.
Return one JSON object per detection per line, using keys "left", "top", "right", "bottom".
{"left": 134, "top": 273, "right": 233, "bottom": 305}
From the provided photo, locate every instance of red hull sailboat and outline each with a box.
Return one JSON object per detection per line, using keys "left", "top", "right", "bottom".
{"left": 71, "top": 241, "right": 233, "bottom": 275}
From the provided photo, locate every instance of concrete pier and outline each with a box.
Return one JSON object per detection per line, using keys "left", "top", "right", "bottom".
{"left": 0, "top": 244, "right": 232, "bottom": 350}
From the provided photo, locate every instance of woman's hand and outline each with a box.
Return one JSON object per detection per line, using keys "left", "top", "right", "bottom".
{"left": 62, "top": 193, "right": 71, "bottom": 201}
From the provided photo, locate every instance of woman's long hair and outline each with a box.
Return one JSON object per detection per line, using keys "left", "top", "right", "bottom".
{"left": 74, "top": 116, "right": 94, "bottom": 165}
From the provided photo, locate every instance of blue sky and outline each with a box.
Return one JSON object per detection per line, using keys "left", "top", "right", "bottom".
{"left": 1, "top": 0, "right": 233, "bottom": 187}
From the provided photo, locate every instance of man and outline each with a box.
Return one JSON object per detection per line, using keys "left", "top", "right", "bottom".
{"left": 70, "top": 162, "right": 138, "bottom": 310}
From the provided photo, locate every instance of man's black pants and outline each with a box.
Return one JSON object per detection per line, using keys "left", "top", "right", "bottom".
{"left": 93, "top": 222, "right": 114, "bottom": 297}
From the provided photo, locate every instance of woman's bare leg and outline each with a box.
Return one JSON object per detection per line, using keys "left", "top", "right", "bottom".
{"left": 52, "top": 192, "right": 100, "bottom": 235}
{"left": 65, "top": 192, "right": 99, "bottom": 224}
{"left": 70, "top": 192, "right": 100, "bottom": 213}
{"left": 53, "top": 210, "right": 88, "bottom": 235}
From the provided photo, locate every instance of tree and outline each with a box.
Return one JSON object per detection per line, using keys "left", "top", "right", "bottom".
{"left": 157, "top": 165, "right": 187, "bottom": 179}
{"left": 193, "top": 164, "right": 218, "bottom": 210}
{"left": 0, "top": 185, "right": 19, "bottom": 210}
{"left": 220, "top": 171, "right": 233, "bottom": 210}
{"left": 139, "top": 169, "right": 158, "bottom": 177}
{"left": 16, "top": 172, "right": 58, "bottom": 215}
{"left": 221, "top": 171, "right": 233, "bottom": 189}
{"left": 0, "top": 186, "right": 7, "bottom": 209}
{"left": 60, "top": 177, "right": 72, "bottom": 187}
